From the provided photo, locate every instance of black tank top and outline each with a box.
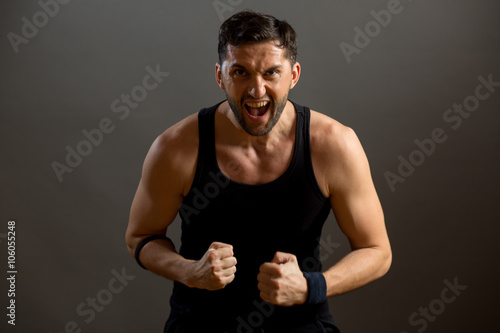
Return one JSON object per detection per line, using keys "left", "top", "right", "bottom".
{"left": 167, "top": 100, "right": 333, "bottom": 332}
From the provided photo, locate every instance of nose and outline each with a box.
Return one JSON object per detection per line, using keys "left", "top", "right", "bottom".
{"left": 247, "top": 75, "right": 266, "bottom": 99}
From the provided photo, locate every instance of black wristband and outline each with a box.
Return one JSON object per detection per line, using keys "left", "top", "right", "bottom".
{"left": 303, "top": 272, "right": 327, "bottom": 305}
{"left": 134, "top": 235, "right": 172, "bottom": 270}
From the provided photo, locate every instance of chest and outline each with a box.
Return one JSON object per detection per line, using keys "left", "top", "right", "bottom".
{"left": 215, "top": 138, "right": 295, "bottom": 185}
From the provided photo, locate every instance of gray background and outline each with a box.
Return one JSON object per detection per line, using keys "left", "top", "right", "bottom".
{"left": 1, "top": 0, "right": 499, "bottom": 332}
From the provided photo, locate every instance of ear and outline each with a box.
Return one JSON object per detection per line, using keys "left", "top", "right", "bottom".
{"left": 215, "top": 62, "right": 225, "bottom": 90}
{"left": 289, "top": 61, "right": 301, "bottom": 90}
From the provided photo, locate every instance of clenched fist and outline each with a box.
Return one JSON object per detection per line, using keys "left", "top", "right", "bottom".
{"left": 188, "top": 242, "right": 237, "bottom": 291}
{"left": 257, "top": 252, "right": 308, "bottom": 306}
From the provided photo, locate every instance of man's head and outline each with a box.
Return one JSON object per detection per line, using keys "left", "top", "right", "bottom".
{"left": 216, "top": 11, "right": 301, "bottom": 137}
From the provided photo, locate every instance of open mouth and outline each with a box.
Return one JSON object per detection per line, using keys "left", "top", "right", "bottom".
{"left": 244, "top": 101, "right": 270, "bottom": 121}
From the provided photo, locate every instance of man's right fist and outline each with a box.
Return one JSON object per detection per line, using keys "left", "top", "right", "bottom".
{"left": 188, "top": 242, "right": 237, "bottom": 290}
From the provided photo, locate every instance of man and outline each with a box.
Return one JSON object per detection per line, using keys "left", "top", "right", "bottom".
{"left": 126, "top": 10, "right": 391, "bottom": 333}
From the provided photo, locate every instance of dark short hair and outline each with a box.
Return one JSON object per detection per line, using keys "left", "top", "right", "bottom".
{"left": 218, "top": 10, "right": 298, "bottom": 65}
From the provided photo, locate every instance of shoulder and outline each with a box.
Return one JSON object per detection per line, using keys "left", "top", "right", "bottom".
{"left": 309, "top": 110, "right": 360, "bottom": 159}
{"left": 153, "top": 112, "right": 199, "bottom": 159}
{"left": 309, "top": 110, "right": 369, "bottom": 197}
{"left": 142, "top": 112, "right": 199, "bottom": 196}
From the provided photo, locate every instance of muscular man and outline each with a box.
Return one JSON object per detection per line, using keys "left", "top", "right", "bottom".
{"left": 126, "top": 10, "right": 391, "bottom": 333}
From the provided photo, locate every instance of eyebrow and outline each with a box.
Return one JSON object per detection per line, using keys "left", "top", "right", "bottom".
{"left": 230, "top": 63, "right": 283, "bottom": 72}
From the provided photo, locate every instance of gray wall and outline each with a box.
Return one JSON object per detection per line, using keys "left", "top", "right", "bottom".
{"left": 1, "top": 0, "right": 499, "bottom": 332}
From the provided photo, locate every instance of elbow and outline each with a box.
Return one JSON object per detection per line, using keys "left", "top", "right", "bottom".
{"left": 378, "top": 246, "right": 392, "bottom": 278}
{"left": 125, "top": 229, "right": 138, "bottom": 258}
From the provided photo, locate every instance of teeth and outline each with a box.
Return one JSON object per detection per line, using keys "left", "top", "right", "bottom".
{"left": 246, "top": 101, "right": 269, "bottom": 108}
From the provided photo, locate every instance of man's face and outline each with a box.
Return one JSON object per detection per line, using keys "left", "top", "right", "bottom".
{"left": 216, "top": 41, "right": 300, "bottom": 136}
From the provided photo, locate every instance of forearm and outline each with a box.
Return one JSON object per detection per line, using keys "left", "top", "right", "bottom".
{"left": 136, "top": 239, "right": 197, "bottom": 287}
{"left": 323, "top": 246, "right": 391, "bottom": 297}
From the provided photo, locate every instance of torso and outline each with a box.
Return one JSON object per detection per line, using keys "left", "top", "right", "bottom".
{"left": 169, "top": 100, "right": 337, "bottom": 330}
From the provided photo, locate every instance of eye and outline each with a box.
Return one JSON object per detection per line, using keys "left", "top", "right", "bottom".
{"left": 265, "top": 70, "right": 279, "bottom": 77}
{"left": 233, "top": 69, "right": 246, "bottom": 76}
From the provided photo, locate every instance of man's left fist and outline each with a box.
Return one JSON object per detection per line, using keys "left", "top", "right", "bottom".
{"left": 257, "top": 252, "right": 308, "bottom": 306}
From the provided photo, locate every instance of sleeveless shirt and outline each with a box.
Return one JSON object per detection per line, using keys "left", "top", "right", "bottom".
{"left": 165, "top": 100, "right": 335, "bottom": 332}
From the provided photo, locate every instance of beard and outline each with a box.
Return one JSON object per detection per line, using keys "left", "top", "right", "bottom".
{"left": 225, "top": 92, "right": 289, "bottom": 137}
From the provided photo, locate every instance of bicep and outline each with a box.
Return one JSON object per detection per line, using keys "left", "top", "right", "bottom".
{"left": 125, "top": 136, "right": 188, "bottom": 252}
{"left": 328, "top": 129, "right": 388, "bottom": 251}
{"left": 128, "top": 178, "right": 183, "bottom": 240}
